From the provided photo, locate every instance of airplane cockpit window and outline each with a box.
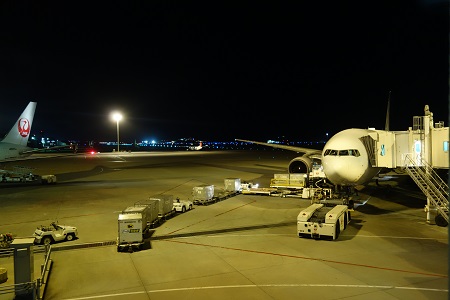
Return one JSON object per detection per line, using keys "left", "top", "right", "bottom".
{"left": 338, "top": 150, "right": 348, "bottom": 156}
{"left": 349, "top": 149, "right": 360, "bottom": 157}
{"left": 324, "top": 149, "right": 360, "bottom": 157}
{"left": 324, "top": 149, "right": 337, "bottom": 156}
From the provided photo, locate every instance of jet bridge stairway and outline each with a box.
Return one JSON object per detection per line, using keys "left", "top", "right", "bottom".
{"left": 403, "top": 154, "right": 449, "bottom": 226}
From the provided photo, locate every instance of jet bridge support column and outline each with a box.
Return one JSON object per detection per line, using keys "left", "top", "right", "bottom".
{"left": 11, "top": 237, "right": 35, "bottom": 300}
{"left": 425, "top": 198, "right": 437, "bottom": 225}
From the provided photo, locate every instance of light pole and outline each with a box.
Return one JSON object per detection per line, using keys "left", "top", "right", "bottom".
{"left": 112, "top": 112, "right": 122, "bottom": 152}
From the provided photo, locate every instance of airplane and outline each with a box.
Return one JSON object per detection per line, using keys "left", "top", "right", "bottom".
{"left": 0, "top": 101, "right": 70, "bottom": 162}
{"left": 236, "top": 102, "right": 448, "bottom": 197}
{"left": 188, "top": 141, "right": 203, "bottom": 151}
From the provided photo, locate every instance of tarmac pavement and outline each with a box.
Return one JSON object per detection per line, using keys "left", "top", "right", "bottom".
{"left": 0, "top": 150, "right": 447, "bottom": 300}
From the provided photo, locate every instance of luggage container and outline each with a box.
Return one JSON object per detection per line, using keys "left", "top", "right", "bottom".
{"left": 224, "top": 178, "right": 241, "bottom": 192}
{"left": 192, "top": 184, "right": 214, "bottom": 205}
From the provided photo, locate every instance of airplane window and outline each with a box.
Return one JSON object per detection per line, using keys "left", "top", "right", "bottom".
{"left": 325, "top": 149, "right": 360, "bottom": 157}
{"left": 338, "top": 150, "right": 348, "bottom": 156}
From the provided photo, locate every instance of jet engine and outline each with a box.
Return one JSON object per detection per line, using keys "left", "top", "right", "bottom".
{"left": 288, "top": 155, "right": 321, "bottom": 174}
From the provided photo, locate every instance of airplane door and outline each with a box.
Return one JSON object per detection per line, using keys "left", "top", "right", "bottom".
{"left": 376, "top": 131, "right": 395, "bottom": 168}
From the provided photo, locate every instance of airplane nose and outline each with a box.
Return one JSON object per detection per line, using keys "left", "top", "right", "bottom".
{"left": 324, "top": 160, "right": 357, "bottom": 185}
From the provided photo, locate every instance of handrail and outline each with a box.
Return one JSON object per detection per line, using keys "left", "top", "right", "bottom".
{"left": 404, "top": 154, "right": 449, "bottom": 222}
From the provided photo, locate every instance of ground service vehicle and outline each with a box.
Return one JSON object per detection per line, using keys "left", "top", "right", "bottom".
{"left": 0, "top": 233, "right": 13, "bottom": 248}
{"left": 297, "top": 204, "right": 350, "bottom": 240}
{"left": 33, "top": 222, "right": 78, "bottom": 245}
{"left": 1, "top": 172, "right": 36, "bottom": 183}
{"left": 117, "top": 200, "right": 159, "bottom": 252}
{"left": 40, "top": 174, "right": 57, "bottom": 184}
{"left": 173, "top": 197, "right": 193, "bottom": 213}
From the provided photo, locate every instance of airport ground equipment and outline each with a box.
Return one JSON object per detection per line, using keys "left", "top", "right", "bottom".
{"left": 241, "top": 186, "right": 278, "bottom": 196}
{"left": 40, "top": 174, "right": 57, "bottom": 184}
{"left": 117, "top": 199, "right": 160, "bottom": 252}
{"left": 33, "top": 222, "right": 78, "bottom": 245}
{"left": 192, "top": 184, "right": 214, "bottom": 205}
{"left": 224, "top": 178, "right": 242, "bottom": 192}
{"left": 173, "top": 197, "right": 193, "bottom": 213}
{"left": 297, "top": 204, "right": 350, "bottom": 240}
{"left": 0, "top": 233, "right": 13, "bottom": 248}
{"left": 149, "top": 194, "right": 176, "bottom": 219}
{"left": 0, "top": 165, "right": 38, "bottom": 183}
{"left": 270, "top": 173, "right": 306, "bottom": 189}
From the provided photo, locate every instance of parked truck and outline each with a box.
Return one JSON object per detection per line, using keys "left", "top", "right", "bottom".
{"left": 117, "top": 199, "right": 159, "bottom": 252}
{"left": 297, "top": 204, "right": 350, "bottom": 240}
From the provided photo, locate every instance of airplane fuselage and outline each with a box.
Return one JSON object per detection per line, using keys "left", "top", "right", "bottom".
{"left": 321, "top": 128, "right": 382, "bottom": 186}
{"left": 0, "top": 143, "right": 32, "bottom": 161}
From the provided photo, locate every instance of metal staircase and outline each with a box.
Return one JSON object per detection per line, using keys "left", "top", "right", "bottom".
{"left": 403, "top": 154, "right": 449, "bottom": 225}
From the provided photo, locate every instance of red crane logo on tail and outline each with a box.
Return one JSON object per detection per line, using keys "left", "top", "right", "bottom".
{"left": 18, "top": 118, "right": 30, "bottom": 137}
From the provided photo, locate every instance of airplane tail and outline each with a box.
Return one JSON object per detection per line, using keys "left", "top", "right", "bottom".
{"left": 385, "top": 91, "right": 391, "bottom": 131}
{"left": 2, "top": 102, "right": 37, "bottom": 146}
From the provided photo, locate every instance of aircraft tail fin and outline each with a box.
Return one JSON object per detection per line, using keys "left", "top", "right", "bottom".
{"left": 385, "top": 91, "right": 391, "bottom": 131}
{"left": 2, "top": 102, "right": 37, "bottom": 146}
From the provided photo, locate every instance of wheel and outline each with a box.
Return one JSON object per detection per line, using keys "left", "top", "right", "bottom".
{"left": 344, "top": 213, "right": 348, "bottom": 229}
{"left": 435, "top": 214, "right": 448, "bottom": 227}
{"left": 182, "top": 206, "right": 186, "bottom": 213}
{"left": 334, "top": 220, "right": 340, "bottom": 240}
{"left": 66, "top": 233, "right": 75, "bottom": 241}
{"left": 42, "top": 236, "right": 53, "bottom": 245}
{"left": 188, "top": 204, "right": 192, "bottom": 211}
{"left": 347, "top": 200, "right": 354, "bottom": 210}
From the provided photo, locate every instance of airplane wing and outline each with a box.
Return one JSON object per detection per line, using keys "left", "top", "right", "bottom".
{"left": 21, "top": 145, "right": 73, "bottom": 155}
{"left": 235, "top": 139, "right": 323, "bottom": 158}
{"left": 0, "top": 145, "right": 76, "bottom": 163}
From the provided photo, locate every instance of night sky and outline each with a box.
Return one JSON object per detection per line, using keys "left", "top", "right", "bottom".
{"left": 0, "top": 1, "right": 448, "bottom": 143}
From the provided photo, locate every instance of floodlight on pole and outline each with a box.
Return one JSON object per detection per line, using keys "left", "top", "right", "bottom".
{"left": 112, "top": 112, "right": 122, "bottom": 152}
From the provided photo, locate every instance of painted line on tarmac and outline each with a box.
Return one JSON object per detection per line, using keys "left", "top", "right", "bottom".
{"left": 167, "top": 200, "right": 256, "bottom": 235}
{"left": 60, "top": 284, "right": 448, "bottom": 300}
{"left": 342, "top": 234, "right": 448, "bottom": 241}
{"left": 199, "top": 233, "right": 446, "bottom": 241}
{"left": 165, "top": 239, "right": 448, "bottom": 278}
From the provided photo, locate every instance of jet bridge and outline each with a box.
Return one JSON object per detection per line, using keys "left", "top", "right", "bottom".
{"left": 360, "top": 105, "right": 449, "bottom": 170}
{"left": 360, "top": 105, "right": 449, "bottom": 226}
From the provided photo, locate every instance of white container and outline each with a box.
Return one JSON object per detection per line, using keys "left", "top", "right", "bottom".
{"left": 224, "top": 178, "right": 241, "bottom": 192}
{"left": 192, "top": 185, "right": 214, "bottom": 201}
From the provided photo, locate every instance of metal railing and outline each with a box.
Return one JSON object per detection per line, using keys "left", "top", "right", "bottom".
{"left": 403, "top": 154, "right": 449, "bottom": 223}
